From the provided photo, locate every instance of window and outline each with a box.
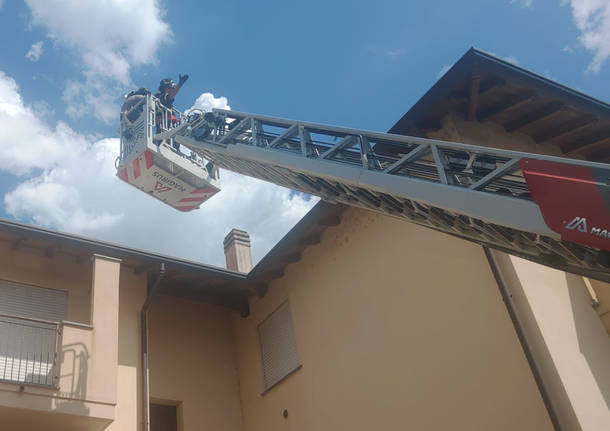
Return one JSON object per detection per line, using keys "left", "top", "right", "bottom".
{"left": 0, "top": 280, "right": 67, "bottom": 322}
{"left": 258, "top": 301, "right": 301, "bottom": 391}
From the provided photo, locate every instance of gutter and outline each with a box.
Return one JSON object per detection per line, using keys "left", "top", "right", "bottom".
{"left": 141, "top": 263, "right": 166, "bottom": 431}
{"left": 483, "top": 247, "right": 562, "bottom": 431}
{"left": 0, "top": 217, "right": 247, "bottom": 280}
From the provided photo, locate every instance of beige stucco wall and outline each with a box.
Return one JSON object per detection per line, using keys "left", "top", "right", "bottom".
{"left": 107, "top": 267, "right": 147, "bottom": 431}
{"left": 148, "top": 294, "right": 244, "bottom": 431}
{"left": 0, "top": 239, "right": 245, "bottom": 431}
{"left": 0, "top": 250, "right": 122, "bottom": 430}
{"left": 89, "top": 255, "right": 120, "bottom": 406}
{"left": 233, "top": 207, "right": 553, "bottom": 431}
{"left": 428, "top": 113, "right": 582, "bottom": 159}
{"left": 492, "top": 251, "right": 610, "bottom": 431}
{"left": 0, "top": 240, "right": 92, "bottom": 323}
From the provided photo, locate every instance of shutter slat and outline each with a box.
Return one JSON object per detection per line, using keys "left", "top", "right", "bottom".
{"left": 0, "top": 281, "right": 67, "bottom": 322}
{"left": 258, "top": 301, "right": 300, "bottom": 390}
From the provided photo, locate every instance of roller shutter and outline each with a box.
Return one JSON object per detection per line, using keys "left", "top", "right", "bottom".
{"left": 0, "top": 280, "right": 67, "bottom": 322}
{"left": 258, "top": 301, "right": 300, "bottom": 391}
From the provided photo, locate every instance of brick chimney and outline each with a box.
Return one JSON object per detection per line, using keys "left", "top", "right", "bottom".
{"left": 223, "top": 229, "right": 253, "bottom": 273}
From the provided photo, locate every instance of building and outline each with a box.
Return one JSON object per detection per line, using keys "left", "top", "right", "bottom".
{"left": 0, "top": 48, "right": 608, "bottom": 431}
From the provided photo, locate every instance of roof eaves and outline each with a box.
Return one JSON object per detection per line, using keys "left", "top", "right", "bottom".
{"left": 469, "top": 48, "right": 610, "bottom": 114}
{"left": 389, "top": 47, "right": 610, "bottom": 135}
{"left": 0, "top": 217, "right": 247, "bottom": 280}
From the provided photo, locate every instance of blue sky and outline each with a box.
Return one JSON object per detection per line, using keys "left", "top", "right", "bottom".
{"left": 0, "top": 0, "right": 609, "bottom": 266}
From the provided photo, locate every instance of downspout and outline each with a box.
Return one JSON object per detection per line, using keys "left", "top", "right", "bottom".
{"left": 483, "top": 247, "right": 562, "bottom": 431}
{"left": 141, "top": 263, "right": 166, "bottom": 431}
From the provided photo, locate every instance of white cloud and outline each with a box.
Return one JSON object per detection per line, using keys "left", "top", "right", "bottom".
{"left": 516, "top": 1, "right": 610, "bottom": 73}
{"left": 24, "top": 0, "right": 170, "bottom": 84}
{"left": 186, "top": 92, "right": 231, "bottom": 114}
{"left": 0, "top": 72, "right": 83, "bottom": 176}
{"left": 63, "top": 79, "right": 122, "bottom": 125}
{"left": 25, "top": 41, "right": 44, "bottom": 62}
{"left": 568, "top": 0, "right": 610, "bottom": 73}
{"left": 24, "top": 0, "right": 172, "bottom": 122}
{"left": 0, "top": 71, "right": 317, "bottom": 266}
{"left": 30, "top": 100, "right": 54, "bottom": 119}
{"left": 4, "top": 142, "right": 124, "bottom": 233}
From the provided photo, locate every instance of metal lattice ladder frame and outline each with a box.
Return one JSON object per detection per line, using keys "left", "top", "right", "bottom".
{"left": 169, "top": 109, "right": 610, "bottom": 281}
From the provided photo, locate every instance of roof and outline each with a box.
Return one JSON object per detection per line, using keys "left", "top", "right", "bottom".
{"left": 0, "top": 204, "right": 346, "bottom": 311}
{"left": 0, "top": 218, "right": 254, "bottom": 312}
{"left": 388, "top": 48, "right": 610, "bottom": 162}
{"left": 248, "top": 201, "right": 345, "bottom": 294}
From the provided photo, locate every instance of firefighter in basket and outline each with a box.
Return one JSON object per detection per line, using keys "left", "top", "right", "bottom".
{"left": 155, "top": 74, "right": 189, "bottom": 144}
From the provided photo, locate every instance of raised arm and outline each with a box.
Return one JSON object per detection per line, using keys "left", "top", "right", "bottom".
{"left": 166, "top": 74, "right": 189, "bottom": 99}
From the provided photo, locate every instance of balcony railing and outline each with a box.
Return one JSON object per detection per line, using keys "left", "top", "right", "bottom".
{"left": 0, "top": 313, "right": 60, "bottom": 388}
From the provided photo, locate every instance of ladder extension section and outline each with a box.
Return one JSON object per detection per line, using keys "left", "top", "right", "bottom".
{"left": 168, "top": 109, "right": 610, "bottom": 280}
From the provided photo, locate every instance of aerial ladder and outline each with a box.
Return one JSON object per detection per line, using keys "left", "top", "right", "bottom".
{"left": 117, "top": 94, "right": 610, "bottom": 281}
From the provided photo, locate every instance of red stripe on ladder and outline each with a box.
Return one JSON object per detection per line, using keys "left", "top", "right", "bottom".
{"left": 144, "top": 150, "right": 153, "bottom": 169}
{"left": 132, "top": 158, "right": 141, "bottom": 179}
{"left": 118, "top": 168, "right": 128, "bottom": 181}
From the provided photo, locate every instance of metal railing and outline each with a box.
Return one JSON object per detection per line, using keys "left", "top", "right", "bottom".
{"left": 119, "top": 95, "right": 148, "bottom": 162}
{"left": 169, "top": 109, "right": 610, "bottom": 280}
{"left": 0, "top": 313, "right": 60, "bottom": 388}
{"left": 119, "top": 93, "right": 188, "bottom": 163}
{"left": 151, "top": 94, "right": 184, "bottom": 134}
{"left": 119, "top": 92, "right": 184, "bottom": 134}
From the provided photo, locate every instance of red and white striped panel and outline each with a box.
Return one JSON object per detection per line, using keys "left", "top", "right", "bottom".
{"left": 117, "top": 149, "right": 219, "bottom": 212}
{"left": 175, "top": 187, "right": 219, "bottom": 212}
{"left": 118, "top": 149, "right": 154, "bottom": 182}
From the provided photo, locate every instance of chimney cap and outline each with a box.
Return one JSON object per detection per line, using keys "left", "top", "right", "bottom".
{"left": 223, "top": 228, "right": 251, "bottom": 251}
